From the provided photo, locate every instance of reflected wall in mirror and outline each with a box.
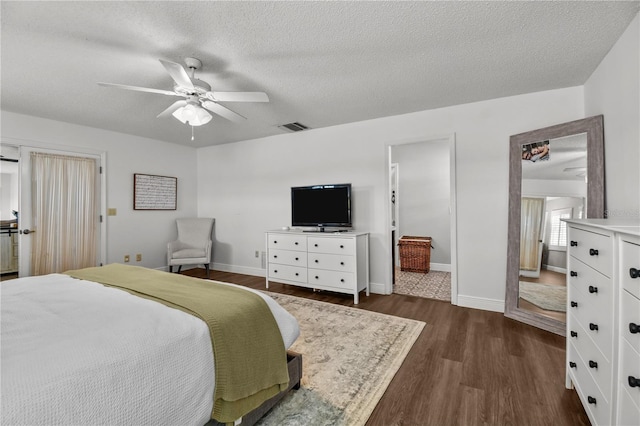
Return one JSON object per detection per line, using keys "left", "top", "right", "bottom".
{"left": 505, "top": 115, "right": 604, "bottom": 336}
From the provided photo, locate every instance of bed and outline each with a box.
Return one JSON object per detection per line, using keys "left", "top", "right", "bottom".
{"left": 1, "top": 264, "right": 301, "bottom": 426}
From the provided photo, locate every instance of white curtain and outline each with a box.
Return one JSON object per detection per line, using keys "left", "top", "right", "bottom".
{"left": 520, "top": 197, "right": 544, "bottom": 271}
{"left": 31, "top": 152, "right": 98, "bottom": 275}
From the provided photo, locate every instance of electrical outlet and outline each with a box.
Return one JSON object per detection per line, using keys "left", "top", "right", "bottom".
{"left": 255, "top": 250, "right": 259, "bottom": 258}
{"left": 136, "top": 254, "right": 142, "bottom": 262}
{"left": 124, "top": 255, "right": 130, "bottom": 263}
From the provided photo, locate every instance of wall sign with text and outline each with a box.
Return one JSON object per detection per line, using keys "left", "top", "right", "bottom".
{"left": 133, "top": 173, "right": 177, "bottom": 210}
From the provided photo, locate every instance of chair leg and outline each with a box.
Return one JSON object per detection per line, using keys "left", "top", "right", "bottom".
{"left": 205, "top": 264, "right": 210, "bottom": 279}
{"left": 169, "top": 266, "right": 173, "bottom": 273}
{"left": 177, "top": 265, "right": 182, "bottom": 273}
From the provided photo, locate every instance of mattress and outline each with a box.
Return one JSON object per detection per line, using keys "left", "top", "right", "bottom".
{"left": 1, "top": 273, "right": 300, "bottom": 426}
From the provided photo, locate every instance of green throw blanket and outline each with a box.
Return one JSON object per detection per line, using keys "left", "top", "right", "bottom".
{"left": 65, "top": 264, "right": 289, "bottom": 424}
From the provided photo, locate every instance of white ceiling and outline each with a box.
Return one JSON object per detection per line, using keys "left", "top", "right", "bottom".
{"left": 1, "top": 1, "right": 638, "bottom": 148}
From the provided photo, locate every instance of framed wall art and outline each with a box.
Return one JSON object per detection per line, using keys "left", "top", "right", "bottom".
{"left": 133, "top": 173, "right": 177, "bottom": 210}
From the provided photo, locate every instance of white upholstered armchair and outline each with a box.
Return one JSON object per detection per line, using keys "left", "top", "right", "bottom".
{"left": 167, "top": 218, "right": 215, "bottom": 278}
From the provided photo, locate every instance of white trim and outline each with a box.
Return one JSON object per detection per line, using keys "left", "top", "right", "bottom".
{"left": 429, "top": 262, "right": 451, "bottom": 272}
{"left": 457, "top": 295, "right": 505, "bottom": 313}
{"left": 385, "top": 133, "right": 459, "bottom": 305}
{"left": 543, "top": 264, "right": 567, "bottom": 274}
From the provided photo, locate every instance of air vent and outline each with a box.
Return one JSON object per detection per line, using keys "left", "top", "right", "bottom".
{"left": 278, "top": 122, "right": 310, "bottom": 132}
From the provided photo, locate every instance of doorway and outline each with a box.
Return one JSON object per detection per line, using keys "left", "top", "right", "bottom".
{"left": 386, "top": 135, "right": 458, "bottom": 304}
{"left": 0, "top": 145, "right": 20, "bottom": 281}
{"left": 4, "top": 143, "right": 107, "bottom": 278}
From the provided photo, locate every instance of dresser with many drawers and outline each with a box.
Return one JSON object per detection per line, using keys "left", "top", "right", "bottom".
{"left": 565, "top": 219, "right": 640, "bottom": 426}
{"left": 265, "top": 230, "right": 370, "bottom": 304}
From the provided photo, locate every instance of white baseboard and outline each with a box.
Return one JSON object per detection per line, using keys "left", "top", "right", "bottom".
{"left": 213, "top": 262, "right": 265, "bottom": 278}
{"left": 429, "top": 262, "right": 451, "bottom": 272}
{"left": 456, "top": 294, "right": 505, "bottom": 313}
{"left": 543, "top": 264, "right": 567, "bottom": 274}
{"left": 369, "top": 281, "right": 386, "bottom": 295}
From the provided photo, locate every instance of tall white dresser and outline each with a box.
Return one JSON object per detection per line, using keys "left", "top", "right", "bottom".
{"left": 265, "top": 230, "right": 370, "bottom": 304}
{"left": 565, "top": 219, "right": 640, "bottom": 426}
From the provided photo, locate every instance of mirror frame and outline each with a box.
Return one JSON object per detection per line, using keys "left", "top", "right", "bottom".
{"left": 505, "top": 115, "right": 605, "bottom": 336}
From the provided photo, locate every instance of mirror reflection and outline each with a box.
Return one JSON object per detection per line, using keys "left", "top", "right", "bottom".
{"left": 518, "top": 133, "right": 587, "bottom": 323}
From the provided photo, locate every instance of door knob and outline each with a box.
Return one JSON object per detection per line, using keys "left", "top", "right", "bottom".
{"left": 21, "top": 229, "right": 35, "bottom": 235}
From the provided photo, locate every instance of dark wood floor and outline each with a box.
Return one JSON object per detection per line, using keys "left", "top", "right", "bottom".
{"left": 183, "top": 268, "right": 589, "bottom": 426}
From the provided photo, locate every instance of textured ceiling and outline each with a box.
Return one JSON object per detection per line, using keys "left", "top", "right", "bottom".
{"left": 1, "top": 1, "right": 638, "bottom": 148}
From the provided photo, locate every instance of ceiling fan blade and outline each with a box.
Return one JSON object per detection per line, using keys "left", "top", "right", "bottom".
{"left": 159, "top": 59, "right": 194, "bottom": 90}
{"left": 157, "top": 100, "right": 187, "bottom": 118}
{"left": 202, "top": 101, "right": 246, "bottom": 123}
{"left": 98, "top": 82, "right": 178, "bottom": 96}
{"left": 207, "top": 91, "right": 269, "bottom": 102}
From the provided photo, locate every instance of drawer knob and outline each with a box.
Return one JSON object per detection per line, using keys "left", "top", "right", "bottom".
{"left": 274, "top": 240, "right": 278, "bottom": 244}
{"left": 315, "top": 260, "right": 319, "bottom": 263}
{"left": 314, "top": 244, "right": 318, "bottom": 247}
{"left": 570, "top": 271, "right": 578, "bottom": 277}
{"left": 589, "top": 323, "right": 599, "bottom": 331}
{"left": 295, "top": 273, "right": 299, "bottom": 276}
{"left": 588, "top": 285, "right": 598, "bottom": 294}
{"left": 570, "top": 301, "right": 578, "bottom": 308}
{"left": 588, "top": 360, "right": 598, "bottom": 369}
{"left": 629, "top": 376, "right": 640, "bottom": 388}
{"left": 340, "top": 278, "right": 345, "bottom": 283}
{"left": 630, "top": 323, "right": 640, "bottom": 334}
{"left": 340, "top": 245, "right": 344, "bottom": 249}
{"left": 274, "top": 255, "right": 278, "bottom": 259}
{"left": 587, "top": 396, "right": 597, "bottom": 405}
{"left": 274, "top": 270, "right": 278, "bottom": 273}
{"left": 570, "top": 331, "right": 578, "bottom": 338}
{"left": 340, "top": 261, "right": 345, "bottom": 266}
{"left": 570, "top": 241, "right": 578, "bottom": 247}
{"left": 295, "top": 257, "right": 299, "bottom": 261}
{"left": 630, "top": 267, "right": 640, "bottom": 279}
{"left": 315, "top": 276, "right": 319, "bottom": 279}
{"left": 295, "top": 242, "right": 299, "bottom": 245}
{"left": 569, "top": 361, "right": 577, "bottom": 369}
{"left": 589, "top": 248, "right": 599, "bottom": 256}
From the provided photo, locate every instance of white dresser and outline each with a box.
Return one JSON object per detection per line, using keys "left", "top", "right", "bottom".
{"left": 265, "top": 230, "right": 369, "bottom": 304}
{"left": 565, "top": 219, "right": 640, "bottom": 426}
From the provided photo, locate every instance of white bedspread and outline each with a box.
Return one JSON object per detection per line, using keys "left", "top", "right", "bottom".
{"left": 1, "top": 273, "right": 299, "bottom": 426}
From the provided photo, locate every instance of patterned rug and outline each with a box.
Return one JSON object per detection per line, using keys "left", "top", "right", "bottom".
{"left": 256, "top": 292, "right": 425, "bottom": 426}
{"left": 393, "top": 269, "right": 451, "bottom": 302}
{"left": 519, "top": 281, "right": 566, "bottom": 312}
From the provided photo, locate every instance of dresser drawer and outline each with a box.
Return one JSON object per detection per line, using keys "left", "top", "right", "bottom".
{"left": 568, "top": 227, "right": 612, "bottom": 277}
{"left": 621, "top": 289, "right": 640, "bottom": 354}
{"left": 568, "top": 341, "right": 612, "bottom": 426}
{"left": 269, "top": 248, "right": 307, "bottom": 267}
{"left": 308, "top": 268, "right": 354, "bottom": 290}
{"left": 621, "top": 238, "right": 640, "bottom": 299}
{"left": 568, "top": 319, "right": 613, "bottom": 399}
{"left": 268, "top": 234, "right": 307, "bottom": 251}
{"left": 308, "top": 237, "right": 355, "bottom": 254}
{"left": 618, "top": 380, "right": 640, "bottom": 426}
{"left": 308, "top": 252, "right": 355, "bottom": 272}
{"left": 620, "top": 336, "right": 640, "bottom": 410}
{"left": 268, "top": 264, "right": 307, "bottom": 283}
{"left": 568, "top": 282, "right": 614, "bottom": 360}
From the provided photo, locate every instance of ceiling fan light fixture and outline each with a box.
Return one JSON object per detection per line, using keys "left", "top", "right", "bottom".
{"left": 172, "top": 103, "right": 212, "bottom": 126}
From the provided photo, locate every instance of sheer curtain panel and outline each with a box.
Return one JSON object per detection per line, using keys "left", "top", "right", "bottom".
{"left": 31, "top": 152, "right": 98, "bottom": 275}
{"left": 519, "top": 197, "right": 544, "bottom": 271}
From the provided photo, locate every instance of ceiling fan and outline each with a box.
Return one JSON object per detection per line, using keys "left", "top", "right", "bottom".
{"left": 98, "top": 57, "right": 269, "bottom": 127}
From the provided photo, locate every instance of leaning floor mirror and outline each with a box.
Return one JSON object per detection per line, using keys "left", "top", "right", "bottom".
{"left": 505, "top": 115, "right": 605, "bottom": 336}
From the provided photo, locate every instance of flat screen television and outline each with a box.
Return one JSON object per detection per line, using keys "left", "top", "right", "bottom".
{"left": 291, "top": 183, "right": 352, "bottom": 230}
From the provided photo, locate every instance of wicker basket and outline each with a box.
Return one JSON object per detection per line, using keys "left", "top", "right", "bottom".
{"left": 398, "top": 236, "right": 432, "bottom": 273}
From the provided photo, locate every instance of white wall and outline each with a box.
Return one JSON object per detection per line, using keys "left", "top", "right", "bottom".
{"left": 585, "top": 12, "right": 640, "bottom": 219}
{"left": 392, "top": 139, "right": 451, "bottom": 266}
{"left": 0, "top": 111, "right": 198, "bottom": 270}
{"left": 197, "top": 87, "right": 584, "bottom": 310}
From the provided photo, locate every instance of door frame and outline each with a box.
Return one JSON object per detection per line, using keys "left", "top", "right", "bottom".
{"left": 385, "top": 133, "right": 458, "bottom": 305}
{"left": 1, "top": 138, "right": 107, "bottom": 276}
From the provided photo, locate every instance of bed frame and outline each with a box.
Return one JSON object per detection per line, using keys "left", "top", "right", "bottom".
{"left": 206, "top": 351, "right": 302, "bottom": 426}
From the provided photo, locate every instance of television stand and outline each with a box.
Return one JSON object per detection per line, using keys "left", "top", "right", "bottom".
{"left": 265, "top": 230, "right": 370, "bottom": 304}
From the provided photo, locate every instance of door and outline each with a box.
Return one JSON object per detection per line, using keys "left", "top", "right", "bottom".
{"left": 19, "top": 146, "right": 102, "bottom": 277}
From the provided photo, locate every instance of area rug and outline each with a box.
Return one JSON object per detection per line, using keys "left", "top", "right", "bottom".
{"left": 393, "top": 268, "right": 451, "bottom": 302}
{"left": 256, "top": 292, "right": 425, "bottom": 426}
{"left": 519, "top": 281, "right": 566, "bottom": 312}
